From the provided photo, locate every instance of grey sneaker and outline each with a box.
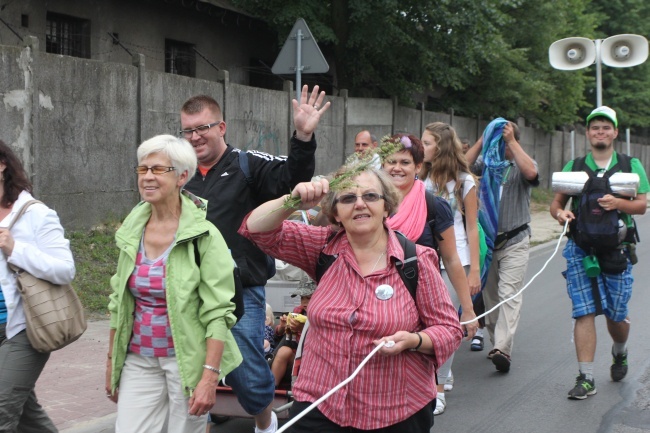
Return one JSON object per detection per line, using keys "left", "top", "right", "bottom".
{"left": 568, "top": 373, "right": 597, "bottom": 400}
{"left": 611, "top": 348, "right": 628, "bottom": 382}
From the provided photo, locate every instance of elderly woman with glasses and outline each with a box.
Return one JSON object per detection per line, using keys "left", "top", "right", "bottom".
{"left": 105, "top": 134, "right": 242, "bottom": 433}
{"left": 239, "top": 166, "right": 463, "bottom": 432}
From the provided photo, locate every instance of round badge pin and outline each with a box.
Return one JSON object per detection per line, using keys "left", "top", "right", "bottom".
{"left": 375, "top": 284, "right": 394, "bottom": 300}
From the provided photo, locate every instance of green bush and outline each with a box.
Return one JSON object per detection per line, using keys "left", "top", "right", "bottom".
{"left": 69, "top": 222, "right": 120, "bottom": 316}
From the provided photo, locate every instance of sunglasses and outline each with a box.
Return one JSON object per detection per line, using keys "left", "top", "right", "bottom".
{"left": 334, "top": 192, "right": 384, "bottom": 205}
{"left": 135, "top": 166, "right": 176, "bottom": 175}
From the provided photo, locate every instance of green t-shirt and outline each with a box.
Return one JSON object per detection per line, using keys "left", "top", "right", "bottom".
{"left": 562, "top": 152, "right": 650, "bottom": 226}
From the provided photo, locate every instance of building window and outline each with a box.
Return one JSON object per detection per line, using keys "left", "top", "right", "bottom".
{"left": 46, "top": 12, "right": 90, "bottom": 58}
{"left": 165, "top": 39, "right": 195, "bottom": 77}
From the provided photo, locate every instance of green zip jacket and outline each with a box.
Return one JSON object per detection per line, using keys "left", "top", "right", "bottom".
{"left": 108, "top": 193, "right": 242, "bottom": 395}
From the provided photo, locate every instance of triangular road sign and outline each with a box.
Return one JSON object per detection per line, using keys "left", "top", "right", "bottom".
{"left": 272, "top": 18, "right": 329, "bottom": 75}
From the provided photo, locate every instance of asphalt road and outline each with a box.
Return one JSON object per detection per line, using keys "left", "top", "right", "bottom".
{"left": 212, "top": 213, "right": 650, "bottom": 433}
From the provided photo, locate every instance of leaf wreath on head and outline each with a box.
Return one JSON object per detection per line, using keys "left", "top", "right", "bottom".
{"left": 376, "top": 135, "right": 410, "bottom": 163}
{"left": 281, "top": 152, "right": 378, "bottom": 211}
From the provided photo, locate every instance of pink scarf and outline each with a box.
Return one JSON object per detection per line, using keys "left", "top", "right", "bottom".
{"left": 387, "top": 180, "right": 427, "bottom": 241}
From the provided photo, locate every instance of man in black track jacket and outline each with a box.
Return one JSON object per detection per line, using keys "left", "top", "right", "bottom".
{"left": 180, "top": 86, "right": 330, "bottom": 433}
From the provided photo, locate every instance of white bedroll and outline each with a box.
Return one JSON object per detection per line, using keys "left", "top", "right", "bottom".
{"left": 552, "top": 171, "right": 640, "bottom": 197}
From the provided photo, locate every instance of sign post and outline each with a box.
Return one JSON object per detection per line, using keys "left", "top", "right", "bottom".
{"left": 272, "top": 18, "right": 329, "bottom": 94}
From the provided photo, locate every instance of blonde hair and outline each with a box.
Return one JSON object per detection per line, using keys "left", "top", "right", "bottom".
{"left": 265, "top": 303, "right": 274, "bottom": 327}
{"left": 420, "top": 122, "right": 477, "bottom": 211}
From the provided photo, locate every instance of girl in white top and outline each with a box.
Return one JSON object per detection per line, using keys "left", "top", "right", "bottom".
{"left": 420, "top": 122, "right": 481, "bottom": 416}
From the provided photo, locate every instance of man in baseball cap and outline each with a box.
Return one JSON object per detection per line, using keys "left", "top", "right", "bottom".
{"left": 551, "top": 104, "right": 650, "bottom": 400}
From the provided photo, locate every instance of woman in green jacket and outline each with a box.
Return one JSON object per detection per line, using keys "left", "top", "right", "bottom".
{"left": 105, "top": 134, "right": 242, "bottom": 433}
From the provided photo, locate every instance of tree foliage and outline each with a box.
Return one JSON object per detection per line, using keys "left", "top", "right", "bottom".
{"left": 230, "top": 0, "right": 650, "bottom": 130}
{"left": 588, "top": 0, "right": 650, "bottom": 131}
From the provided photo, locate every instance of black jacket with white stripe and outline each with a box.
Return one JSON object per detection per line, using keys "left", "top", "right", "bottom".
{"left": 184, "top": 134, "right": 317, "bottom": 287}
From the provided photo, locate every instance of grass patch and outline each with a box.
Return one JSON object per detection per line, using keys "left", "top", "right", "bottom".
{"left": 530, "top": 187, "right": 554, "bottom": 212}
{"left": 69, "top": 222, "right": 121, "bottom": 317}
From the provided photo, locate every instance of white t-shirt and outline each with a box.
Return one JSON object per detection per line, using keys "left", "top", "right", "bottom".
{"left": 424, "top": 173, "right": 476, "bottom": 266}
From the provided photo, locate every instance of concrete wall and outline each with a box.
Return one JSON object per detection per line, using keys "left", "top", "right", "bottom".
{"left": 2, "top": 37, "right": 649, "bottom": 230}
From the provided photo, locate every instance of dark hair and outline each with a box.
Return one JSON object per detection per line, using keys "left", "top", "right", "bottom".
{"left": 387, "top": 133, "right": 424, "bottom": 165}
{"left": 181, "top": 95, "right": 223, "bottom": 118}
{"left": 0, "top": 140, "right": 32, "bottom": 207}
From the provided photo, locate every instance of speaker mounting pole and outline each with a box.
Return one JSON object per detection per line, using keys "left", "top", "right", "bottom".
{"left": 595, "top": 39, "right": 603, "bottom": 107}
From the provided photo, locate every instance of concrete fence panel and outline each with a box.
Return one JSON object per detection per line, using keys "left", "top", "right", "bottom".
{"left": 393, "top": 106, "right": 421, "bottom": 136}
{"left": 142, "top": 70, "right": 224, "bottom": 141}
{"left": 37, "top": 54, "right": 139, "bottom": 228}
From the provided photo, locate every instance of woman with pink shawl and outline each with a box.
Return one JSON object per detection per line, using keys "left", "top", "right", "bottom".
{"left": 382, "top": 134, "right": 477, "bottom": 415}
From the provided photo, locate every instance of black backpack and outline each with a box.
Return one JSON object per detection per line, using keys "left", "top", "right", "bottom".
{"left": 314, "top": 231, "right": 419, "bottom": 302}
{"left": 193, "top": 238, "right": 245, "bottom": 321}
{"left": 570, "top": 154, "right": 632, "bottom": 253}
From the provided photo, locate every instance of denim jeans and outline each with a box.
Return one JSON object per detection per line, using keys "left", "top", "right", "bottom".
{"left": 224, "top": 285, "right": 275, "bottom": 415}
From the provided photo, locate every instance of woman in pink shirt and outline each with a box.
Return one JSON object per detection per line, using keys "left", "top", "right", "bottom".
{"left": 239, "top": 166, "right": 463, "bottom": 432}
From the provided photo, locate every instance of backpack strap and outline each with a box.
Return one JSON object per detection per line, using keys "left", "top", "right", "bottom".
{"left": 616, "top": 153, "right": 632, "bottom": 173}
{"left": 391, "top": 232, "right": 418, "bottom": 303}
{"left": 424, "top": 190, "right": 443, "bottom": 244}
{"left": 238, "top": 150, "right": 254, "bottom": 185}
{"left": 572, "top": 156, "right": 591, "bottom": 175}
{"left": 314, "top": 231, "right": 419, "bottom": 303}
{"left": 315, "top": 232, "right": 338, "bottom": 283}
{"left": 194, "top": 237, "right": 245, "bottom": 321}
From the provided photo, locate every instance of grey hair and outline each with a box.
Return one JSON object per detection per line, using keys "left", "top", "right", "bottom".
{"left": 320, "top": 166, "right": 400, "bottom": 225}
{"left": 137, "top": 134, "right": 197, "bottom": 186}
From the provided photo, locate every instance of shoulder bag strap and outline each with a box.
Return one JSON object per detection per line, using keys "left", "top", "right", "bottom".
{"left": 7, "top": 200, "right": 42, "bottom": 231}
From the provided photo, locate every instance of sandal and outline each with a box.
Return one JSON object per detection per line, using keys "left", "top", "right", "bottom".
{"left": 471, "top": 335, "right": 484, "bottom": 351}
{"left": 491, "top": 349, "right": 511, "bottom": 373}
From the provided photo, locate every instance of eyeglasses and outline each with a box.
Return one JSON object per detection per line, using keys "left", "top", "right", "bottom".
{"left": 335, "top": 193, "right": 384, "bottom": 205}
{"left": 135, "top": 166, "right": 176, "bottom": 175}
{"left": 179, "top": 121, "right": 222, "bottom": 138}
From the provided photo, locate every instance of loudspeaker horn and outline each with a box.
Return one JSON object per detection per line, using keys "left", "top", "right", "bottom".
{"left": 601, "top": 34, "right": 649, "bottom": 68}
{"left": 549, "top": 37, "right": 596, "bottom": 70}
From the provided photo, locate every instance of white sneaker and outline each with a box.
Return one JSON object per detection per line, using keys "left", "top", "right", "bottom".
{"left": 443, "top": 371, "right": 454, "bottom": 392}
{"left": 254, "top": 411, "right": 277, "bottom": 433}
{"left": 433, "top": 396, "right": 446, "bottom": 416}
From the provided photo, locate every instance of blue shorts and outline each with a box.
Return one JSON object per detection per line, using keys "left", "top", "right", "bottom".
{"left": 224, "top": 285, "right": 275, "bottom": 415}
{"left": 562, "top": 240, "right": 633, "bottom": 322}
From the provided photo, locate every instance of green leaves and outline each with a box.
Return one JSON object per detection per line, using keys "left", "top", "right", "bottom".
{"left": 231, "top": 0, "right": 650, "bottom": 130}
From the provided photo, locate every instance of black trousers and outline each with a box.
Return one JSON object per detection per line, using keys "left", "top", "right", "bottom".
{"left": 287, "top": 400, "right": 433, "bottom": 433}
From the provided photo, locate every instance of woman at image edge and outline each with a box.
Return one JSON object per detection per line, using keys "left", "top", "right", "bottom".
{"left": 0, "top": 139, "right": 75, "bottom": 432}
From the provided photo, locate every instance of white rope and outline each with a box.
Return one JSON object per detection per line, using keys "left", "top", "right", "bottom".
{"left": 275, "top": 341, "right": 387, "bottom": 433}
{"left": 460, "top": 221, "right": 569, "bottom": 326}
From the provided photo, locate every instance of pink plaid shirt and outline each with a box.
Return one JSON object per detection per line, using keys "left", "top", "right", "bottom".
{"left": 239, "top": 217, "right": 462, "bottom": 429}
{"left": 127, "top": 242, "right": 175, "bottom": 357}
